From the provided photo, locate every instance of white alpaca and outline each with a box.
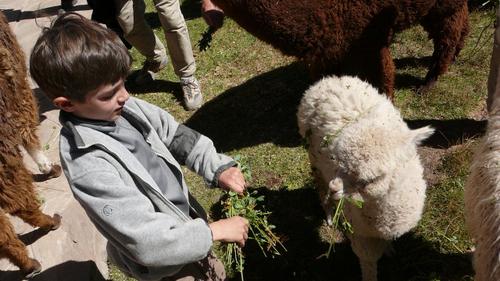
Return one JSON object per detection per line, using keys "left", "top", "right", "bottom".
{"left": 297, "top": 76, "right": 434, "bottom": 281}
{"left": 464, "top": 97, "right": 500, "bottom": 281}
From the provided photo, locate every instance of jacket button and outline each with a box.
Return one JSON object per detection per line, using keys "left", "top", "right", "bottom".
{"left": 103, "top": 205, "right": 113, "bottom": 216}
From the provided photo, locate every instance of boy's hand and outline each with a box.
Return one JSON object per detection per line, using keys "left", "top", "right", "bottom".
{"left": 209, "top": 216, "right": 249, "bottom": 247}
{"left": 201, "top": 0, "right": 224, "bottom": 30}
{"left": 218, "top": 167, "right": 246, "bottom": 194}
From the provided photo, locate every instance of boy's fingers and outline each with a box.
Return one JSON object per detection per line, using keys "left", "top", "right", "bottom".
{"left": 229, "top": 182, "right": 245, "bottom": 194}
{"left": 235, "top": 184, "right": 245, "bottom": 194}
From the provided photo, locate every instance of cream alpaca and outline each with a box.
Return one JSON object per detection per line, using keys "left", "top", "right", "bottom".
{"left": 297, "top": 75, "right": 433, "bottom": 281}
{"left": 464, "top": 95, "right": 500, "bottom": 281}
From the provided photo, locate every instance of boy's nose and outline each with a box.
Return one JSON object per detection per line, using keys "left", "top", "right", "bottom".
{"left": 118, "top": 89, "right": 130, "bottom": 103}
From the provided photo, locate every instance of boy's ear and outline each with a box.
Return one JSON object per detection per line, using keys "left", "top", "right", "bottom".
{"left": 53, "top": 96, "right": 76, "bottom": 112}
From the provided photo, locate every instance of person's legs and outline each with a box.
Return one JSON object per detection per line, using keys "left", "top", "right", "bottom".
{"left": 163, "top": 252, "right": 227, "bottom": 281}
{"left": 153, "top": 0, "right": 202, "bottom": 110}
{"left": 153, "top": 0, "right": 195, "bottom": 77}
{"left": 114, "top": 0, "right": 168, "bottom": 82}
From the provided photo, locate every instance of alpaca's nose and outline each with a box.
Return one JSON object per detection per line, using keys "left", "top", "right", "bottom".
{"left": 329, "top": 178, "right": 344, "bottom": 200}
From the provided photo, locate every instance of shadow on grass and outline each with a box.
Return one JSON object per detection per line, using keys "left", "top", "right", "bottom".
{"left": 395, "top": 73, "right": 425, "bottom": 90}
{"left": 125, "top": 73, "right": 184, "bottom": 100}
{"left": 239, "top": 186, "right": 357, "bottom": 281}
{"left": 210, "top": 184, "right": 359, "bottom": 281}
{"left": 185, "top": 60, "right": 484, "bottom": 151}
{"left": 394, "top": 56, "right": 433, "bottom": 69}
{"left": 407, "top": 119, "right": 486, "bottom": 148}
{"left": 186, "top": 62, "right": 310, "bottom": 152}
{"left": 124, "top": 72, "right": 187, "bottom": 106}
{"left": 379, "top": 233, "right": 474, "bottom": 281}
{"left": 211, "top": 185, "right": 473, "bottom": 281}
{"left": 0, "top": 260, "right": 106, "bottom": 281}
{"left": 393, "top": 56, "right": 432, "bottom": 90}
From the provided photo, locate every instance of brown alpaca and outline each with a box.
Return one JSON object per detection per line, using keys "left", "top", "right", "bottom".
{"left": 0, "top": 11, "right": 62, "bottom": 278}
{"left": 211, "top": 0, "right": 469, "bottom": 99}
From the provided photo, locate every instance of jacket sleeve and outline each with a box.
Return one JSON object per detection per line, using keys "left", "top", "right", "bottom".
{"left": 65, "top": 156, "right": 213, "bottom": 267}
{"left": 132, "top": 98, "right": 236, "bottom": 186}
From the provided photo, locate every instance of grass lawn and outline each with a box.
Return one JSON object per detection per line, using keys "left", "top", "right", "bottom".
{"left": 109, "top": 1, "right": 496, "bottom": 280}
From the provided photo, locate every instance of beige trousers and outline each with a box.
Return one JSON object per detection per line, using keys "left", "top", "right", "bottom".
{"left": 114, "top": 0, "right": 196, "bottom": 78}
{"left": 162, "top": 252, "right": 227, "bottom": 281}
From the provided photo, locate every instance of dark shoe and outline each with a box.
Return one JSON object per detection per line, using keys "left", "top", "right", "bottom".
{"left": 134, "top": 57, "right": 168, "bottom": 85}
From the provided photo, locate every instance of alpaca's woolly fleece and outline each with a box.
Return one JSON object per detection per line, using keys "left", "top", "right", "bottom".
{"left": 212, "top": 0, "right": 469, "bottom": 99}
{"left": 297, "top": 76, "right": 433, "bottom": 281}
{"left": 465, "top": 96, "right": 500, "bottom": 281}
{"left": 0, "top": 11, "right": 61, "bottom": 276}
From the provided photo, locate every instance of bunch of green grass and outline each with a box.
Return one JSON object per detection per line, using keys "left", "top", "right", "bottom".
{"left": 318, "top": 197, "right": 363, "bottom": 259}
{"left": 221, "top": 156, "right": 286, "bottom": 280}
{"left": 221, "top": 190, "right": 286, "bottom": 280}
{"left": 322, "top": 196, "right": 363, "bottom": 258}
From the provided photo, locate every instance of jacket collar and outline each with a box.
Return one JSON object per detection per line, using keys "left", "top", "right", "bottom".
{"left": 60, "top": 106, "right": 152, "bottom": 149}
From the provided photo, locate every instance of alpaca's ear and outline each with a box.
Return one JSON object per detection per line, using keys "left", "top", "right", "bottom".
{"left": 410, "top": 126, "right": 435, "bottom": 145}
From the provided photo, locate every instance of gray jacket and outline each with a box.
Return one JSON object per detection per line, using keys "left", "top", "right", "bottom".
{"left": 59, "top": 97, "right": 234, "bottom": 281}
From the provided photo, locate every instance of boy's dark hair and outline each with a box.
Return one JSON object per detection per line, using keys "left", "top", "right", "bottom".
{"left": 30, "top": 12, "right": 131, "bottom": 102}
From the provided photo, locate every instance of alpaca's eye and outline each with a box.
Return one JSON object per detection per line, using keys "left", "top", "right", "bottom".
{"left": 360, "top": 174, "right": 385, "bottom": 186}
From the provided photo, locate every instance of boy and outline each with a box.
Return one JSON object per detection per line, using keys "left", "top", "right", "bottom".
{"left": 30, "top": 13, "right": 249, "bottom": 281}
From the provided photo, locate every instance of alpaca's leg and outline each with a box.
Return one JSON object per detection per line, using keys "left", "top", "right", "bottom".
{"left": 0, "top": 210, "right": 42, "bottom": 276}
{"left": 12, "top": 209, "right": 62, "bottom": 232}
{"left": 453, "top": 4, "right": 469, "bottom": 61}
{"left": 0, "top": 168, "right": 57, "bottom": 277}
{"left": 21, "top": 120, "right": 62, "bottom": 178}
{"left": 349, "top": 235, "right": 388, "bottom": 281}
{"left": 420, "top": 4, "right": 469, "bottom": 93}
{"left": 379, "top": 46, "right": 395, "bottom": 100}
{"left": 22, "top": 123, "right": 61, "bottom": 178}
{"left": 1, "top": 162, "right": 62, "bottom": 231}
{"left": 24, "top": 145, "right": 62, "bottom": 178}
{"left": 18, "top": 89, "right": 62, "bottom": 178}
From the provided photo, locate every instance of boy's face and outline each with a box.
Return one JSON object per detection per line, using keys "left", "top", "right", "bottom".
{"left": 58, "top": 79, "right": 129, "bottom": 122}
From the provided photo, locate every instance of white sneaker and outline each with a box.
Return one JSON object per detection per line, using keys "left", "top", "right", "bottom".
{"left": 180, "top": 76, "right": 203, "bottom": 111}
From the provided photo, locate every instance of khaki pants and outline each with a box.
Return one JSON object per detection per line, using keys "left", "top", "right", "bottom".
{"left": 162, "top": 252, "right": 227, "bottom": 281}
{"left": 114, "top": 0, "right": 196, "bottom": 78}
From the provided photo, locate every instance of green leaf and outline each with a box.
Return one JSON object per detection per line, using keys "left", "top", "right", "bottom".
{"left": 346, "top": 197, "right": 364, "bottom": 209}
